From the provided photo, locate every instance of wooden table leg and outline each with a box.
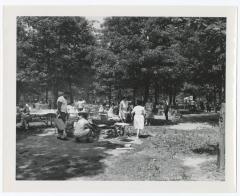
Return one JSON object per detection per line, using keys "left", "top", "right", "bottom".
{"left": 50, "top": 116, "right": 53, "bottom": 127}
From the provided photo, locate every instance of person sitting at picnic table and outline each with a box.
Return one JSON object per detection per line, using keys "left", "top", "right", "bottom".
{"left": 77, "top": 98, "right": 86, "bottom": 112}
{"left": 119, "top": 97, "right": 129, "bottom": 122}
{"left": 145, "top": 98, "right": 153, "bottom": 126}
{"left": 131, "top": 100, "right": 146, "bottom": 138}
{"left": 99, "top": 104, "right": 104, "bottom": 113}
{"left": 20, "top": 103, "right": 31, "bottom": 130}
{"left": 74, "top": 111, "right": 94, "bottom": 143}
{"left": 56, "top": 91, "right": 70, "bottom": 140}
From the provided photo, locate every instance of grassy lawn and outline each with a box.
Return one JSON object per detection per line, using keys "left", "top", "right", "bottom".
{"left": 16, "top": 112, "right": 224, "bottom": 181}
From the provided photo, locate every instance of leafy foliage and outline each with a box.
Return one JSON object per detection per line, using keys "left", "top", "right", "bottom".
{"left": 17, "top": 17, "right": 226, "bottom": 106}
{"left": 17, "top": 17, "right": 96, "bottom": 104}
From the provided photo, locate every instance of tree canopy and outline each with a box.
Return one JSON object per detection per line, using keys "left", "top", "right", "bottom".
{"left": 17, "top": 16, "right": 226, "bottom": 107}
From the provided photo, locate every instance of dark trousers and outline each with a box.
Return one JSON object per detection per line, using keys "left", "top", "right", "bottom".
{"left": 59, "top": 112, "right": 67, "bottom": 122}
{"left": 57, "top": 112, "right": 67, "bottom": 136}
{"left": 164, "top": 111, "right": 168, "bottom": 121}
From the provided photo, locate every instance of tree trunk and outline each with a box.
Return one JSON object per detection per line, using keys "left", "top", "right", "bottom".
{"left": 117, "top": 88, "right": 122, "bottom": 101}
{"left": 53, "top": 78, "right": 59, "bottom": 109}
{"left": 86, "top": 89, "right": 90, "bottom": 103}
{"left": 217, "top": 103, "right": 225, "bottom": 170}
{"left": 172, "top": 85, "right": 176, "bottom": 106}
{"left": 51, "top": 34, "right": 62, "bottom": 108}
{"left": 218, "top": 89, "right": 222, "bottom": 105}
{"left": 53, "top": 88, "right": 58, "bottom": 109}
{"left": 144, "top": 81, "right": 150, "bottom": 104}
{"left": 16, "top": 82, "right": 22, "bottom": 105}
{"left": 173, "top": 94, "right": 176, "bottom": 106}
{"left": 154, "top": 81, "right": 159, "bottom": 105}
{"left": 45, "top": 87, "right": 48, "bottom": 103}
{"left": 169, "top": 94, "right": 172, "bottom": 105}
{"left": 213, "top": 86, "right": 217, "bottom": 112}
{"left": 222, "top": 74, "right": 225, "bottom": 103}
{"left": 108, "top": 85, "right": 112, "bottom": 105}
{"left": 168, "top": 85, "right": 172, "bottom": 105}
{"left": 68, "top": 77, "right": 73, "bottom": 104}
{"left": 133, "top": 87, "right": 137, "bottom": 105}
{"left": 16, "top": 91, "right": 20, "bottom": 105}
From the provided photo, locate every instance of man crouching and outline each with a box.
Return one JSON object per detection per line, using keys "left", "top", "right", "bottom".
{"left": 74, "top": 111, "right": 94, "bottom": 143}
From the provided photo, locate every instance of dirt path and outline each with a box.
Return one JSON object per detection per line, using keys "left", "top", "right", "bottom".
{"left": 16, "top": 113, "right": 224, "bottom": 181}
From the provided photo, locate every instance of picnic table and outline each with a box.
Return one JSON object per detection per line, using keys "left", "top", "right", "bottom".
{"left": 30, "top": 109, "right": 57, "bottom": 126}
{"left": 30, "top": 106, "right": 80, "bottom": 123}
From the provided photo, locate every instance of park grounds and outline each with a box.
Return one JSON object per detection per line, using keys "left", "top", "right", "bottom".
{"left": 16, "top": 109, "right": 224, "bottom": 181}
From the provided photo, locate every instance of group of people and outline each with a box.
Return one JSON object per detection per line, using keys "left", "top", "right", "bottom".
{"left": 118, "top": 97, "right": 169, "bottom": 138}
{"left": 17, "top": 91, "right": 217, "bottom": 143}
{"left": 55, "top": 92, "right": 94, "bottom": 141}
{"left": 50, "top": 92, "right": 171, "bottom": 141}
{"left": 17, "top": 91, "right": 170, "bottom": 141}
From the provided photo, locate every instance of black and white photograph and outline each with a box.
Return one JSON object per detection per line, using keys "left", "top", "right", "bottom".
{"left": 15, "top": 15, "right": 227, "bottom": 181}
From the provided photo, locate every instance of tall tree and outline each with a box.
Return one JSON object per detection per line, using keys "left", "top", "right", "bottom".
{"left": 17, "top": 17, "right": 96, "bottom": 106}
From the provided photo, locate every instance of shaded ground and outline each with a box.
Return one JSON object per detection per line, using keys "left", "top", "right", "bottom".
{"left": 16, "top": 112, "right": 224, "bottom": 181}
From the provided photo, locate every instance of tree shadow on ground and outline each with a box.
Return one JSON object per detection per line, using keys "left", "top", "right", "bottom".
{"left": 16, "top": 135, "right": 124, "bottom": 180}
{"left": 180, "top": 113, "right": 219, "bottom": 126}
{"left": 16, "top": 125, "right": 48, "bottom": 141}
{"left": 192, "top": 144, "right": 218, "bottom": 155}
{"left": 150, "top": 119, "right": 178, "bottom": 126}
{"left": 17, "top": 154, "right": 106, "bottom": 180}
{"left": 92, "top": 141, "right": 124, "bottom": 149}
{"left": 92, "top": 119, "right": 116, "bottom": 126}
{"left": 139, "top": 134, "right": 152, "bottom": 139}
{"left": 147, "top": 113, "right": 219, "bottom": 127}
{"left": 119, "top": 138, "right": 133, "bottom": 142}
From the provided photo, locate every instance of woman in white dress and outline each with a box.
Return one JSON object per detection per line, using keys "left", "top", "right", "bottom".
{"left": 131, "top": 100, "right": 146, "bottom": 138}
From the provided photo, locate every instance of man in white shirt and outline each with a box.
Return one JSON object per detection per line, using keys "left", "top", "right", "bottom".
{"left": 56, "top": 92, "right": 70, "bottom": 139}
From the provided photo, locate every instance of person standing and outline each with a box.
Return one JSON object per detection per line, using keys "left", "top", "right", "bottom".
{"left": 132, "top": 100, "right": 146, "bottom": 138}
{"left": 145, "top": 98, "right": 153, "bottom": 126}
{"left": 20, "top": 103, "right": 31, "bottom": 130}
{"left": 119, "top": 97, "right": 128, "bottom": 122}
{"left": 107, "top": 103, "right": 115, "bottom": 119}
{"left": 56, "top": 92, "right": 69, "bottom": 140}
{"left": 206, "top": 102, "right": 211, "bottom": 112}
{"left": 200, "top": 100, "right": 205, "bottom": 111}
{"left": 126, "top": 101, "right": 134, "bottom": 123}
{"left": 164, "top": 100, "right": 169, "bottom": 121}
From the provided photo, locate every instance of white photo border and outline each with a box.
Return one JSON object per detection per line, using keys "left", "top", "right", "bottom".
{"left": 2, "top": 5, "right": 237, "bottom": 193}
